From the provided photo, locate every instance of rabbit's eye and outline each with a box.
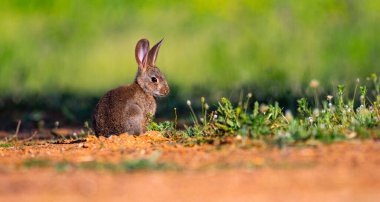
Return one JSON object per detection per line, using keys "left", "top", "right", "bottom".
{"left": 151, "top": 77, "right": 158, "bottom": 83}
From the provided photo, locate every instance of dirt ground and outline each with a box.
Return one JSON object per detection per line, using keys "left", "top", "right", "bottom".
{"left": 1, "top": 131, "right": 380, "bottom": 202}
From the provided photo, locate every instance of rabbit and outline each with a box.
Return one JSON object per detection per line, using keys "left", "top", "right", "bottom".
{"left": 92, "top": 38, "right": 170, "bottom": 137}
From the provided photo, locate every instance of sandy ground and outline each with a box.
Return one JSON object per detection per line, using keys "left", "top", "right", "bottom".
{"left": 0, "top": 132, "right": 380, "bottom": 202}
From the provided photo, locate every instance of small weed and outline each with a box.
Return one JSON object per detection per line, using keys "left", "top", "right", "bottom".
{"left": 54, "top": 162, "right": 73, "bottom": 172}
{"left": 23, "top": 159, "right": 51, "bottom": 168}
{"left": 121, "top": 159, "right": 175, "bottom": 171}
{"left": 0, "top": 142, "right": 14, "bottom": 148}
{"left": 120, "top": 151, "right": 177, "bottom": 171}
{"left": 78, "top": 161, "right": 118, "bottom": 171}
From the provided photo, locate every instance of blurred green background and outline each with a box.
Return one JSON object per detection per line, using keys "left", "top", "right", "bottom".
{"left": 1, "top": 0, "right": 379, "bottom": 96}
{"left": 0, "top": 0, "right": 379, "bottom": 128}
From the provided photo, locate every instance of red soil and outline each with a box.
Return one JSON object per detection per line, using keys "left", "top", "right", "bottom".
{"left": 0, "top": 131, "right": 380, "bottom": 202}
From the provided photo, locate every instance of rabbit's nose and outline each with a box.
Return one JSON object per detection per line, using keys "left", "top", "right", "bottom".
{"left": 160, "top": 88, "right": 169, "bottom": 95}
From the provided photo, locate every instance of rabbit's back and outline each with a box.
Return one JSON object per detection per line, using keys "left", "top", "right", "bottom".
{"left": 92, "top": 83, "right": 156, "bottom": 136}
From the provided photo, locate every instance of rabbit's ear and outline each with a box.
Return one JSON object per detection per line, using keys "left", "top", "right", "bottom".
{"left": 147, "top": 38, "right": 164, "bottom": 67}
{"left": 135, "top": 39, "right": 150, "bottom": 69}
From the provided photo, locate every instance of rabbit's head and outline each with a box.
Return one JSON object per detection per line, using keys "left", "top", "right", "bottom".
{"left": 134, "top": 39, "right": 170, "bottom": 97}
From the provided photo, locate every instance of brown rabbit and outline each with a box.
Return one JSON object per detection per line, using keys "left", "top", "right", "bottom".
{"left": 92, "top": 39, "right": 170, "bottom": 136}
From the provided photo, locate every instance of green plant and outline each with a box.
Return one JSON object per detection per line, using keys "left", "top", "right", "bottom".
{"left": 0, "top": 142, "right": 14, "bottom": 148}
{"left": 154, "top": 74, "right": 380, "bottom": 147}
{"left": 23, "top": 159, "right": 51, "bottom": 168}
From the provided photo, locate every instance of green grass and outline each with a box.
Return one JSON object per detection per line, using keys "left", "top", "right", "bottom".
{"left": 0, "top": 142, "right": 14, "bottom": 148}
{"left": 149, "top": 74, "right": 380, "bottom": 146}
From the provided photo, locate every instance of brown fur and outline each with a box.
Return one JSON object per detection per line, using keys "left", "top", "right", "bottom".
{"left": 92, "top": 39, "right": 169, "bottom": 136}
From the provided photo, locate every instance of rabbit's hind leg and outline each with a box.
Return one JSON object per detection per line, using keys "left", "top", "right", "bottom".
{"left": 124, "top": 104, "right": 145, "bottom": 135}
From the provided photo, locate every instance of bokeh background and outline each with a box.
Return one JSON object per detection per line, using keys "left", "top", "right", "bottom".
{"left": 0, "top": 0, "right": 379, "bottom": 129}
